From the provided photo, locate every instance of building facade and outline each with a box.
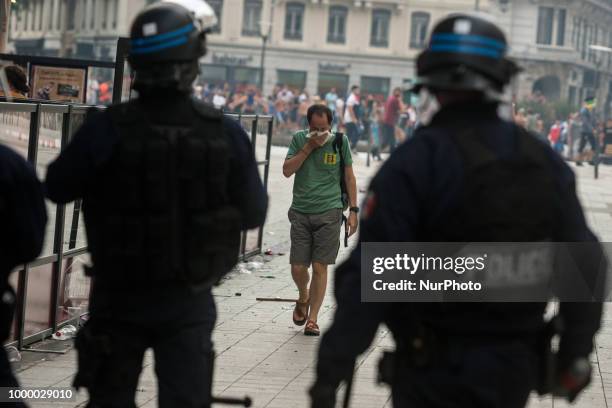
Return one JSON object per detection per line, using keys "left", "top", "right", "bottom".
{"left": 491, "top": 0, "right": 612, "bottom": 111}
{"left": 202, "top": 0, "right": 612, "bottom": 107}
{"left": 201, "top": 0, "right": 480, "bottom": 99}
{"left": 8, "top": 0, "right": 148, "bottom": 60}
{"left": 7, "top": 0, "right": 612, "bottom": 109}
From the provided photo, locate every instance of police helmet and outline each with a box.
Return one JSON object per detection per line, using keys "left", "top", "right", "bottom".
{"left": 164, "top": 0, "right": 218, "bottom": 33}
{"left": 128, "top": 2, "right": 208, "bottom": 69}
{"left": 129, "top": 2, "right": 216, "bottom": 92}
{"left": 413, "top": 14, "right": 520, "bottom": 95}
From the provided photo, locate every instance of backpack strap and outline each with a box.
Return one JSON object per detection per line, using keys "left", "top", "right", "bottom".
{"left": 333, "top": 132, "right": 344, "bottom": 155}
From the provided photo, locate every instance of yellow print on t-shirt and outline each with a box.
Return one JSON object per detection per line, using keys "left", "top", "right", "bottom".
{"left": 323, "top": 153, "right": 337, "bottom": 165}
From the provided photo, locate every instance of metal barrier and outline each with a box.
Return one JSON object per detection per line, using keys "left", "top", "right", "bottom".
{"left": 0, "top": 100, "right": 273, "bottom": 349}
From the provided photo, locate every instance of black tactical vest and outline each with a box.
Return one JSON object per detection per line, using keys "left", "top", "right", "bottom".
{"left": 414, "top": 124, "right": 563, "bottom": 335}
{"left": 430, "top": 125, "right": 562, "bottom": 242}
{"left": 85, "top": 100, "right": 241, "bottom": 290}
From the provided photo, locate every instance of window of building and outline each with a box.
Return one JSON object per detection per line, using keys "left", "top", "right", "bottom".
{"left": 31, "top": 0, "right": 37, "bottom": 31}
{"left": 242, "top": 0, "right": 262, "bottom": 37}
{"left": 102, "top": 0, "right": 109, "bottom": 29}
{"left": 608, "top": 31, "right": 612, "bottom": 68}
{"left": 588, "top": 25, "right": 595, "bottom": 62}
{"left": 208, "top": 0, "right": 223, "bottom": 34}
{"left": 327, "top": 6, "right": 347, "bottom": 44}
{"left": 317, "top": 72, "right": 349, "bottom": 99}
{"left": 536, "top": 6, "right": 554, "bottom": 45}
{"left": 23, "top": 6, "right": 29, "bottom": 32}
{"left": 48, "top": 0, "right": 55, "bottom": 31}
{"left": 38, "top": 0, "right": 44, "bottom": 31}
{"left": 571, "top": 16, "right": 579, "bottom": 50}
{"left": 67, "top": 0, "right": 76, "bottom": 30}
{"left": 56, "top": 0, "right": 63, "bottom": 30}
{"left": 556, "top": 9, "right": 566, "bottom": 46}
{"left": 277, "top": 69, "right": 306, "bottom": 91}
{"left": 284, "top": 3, "right": 304, "bottom": 40}
{"left": 200, "top": 65, "right": 229, "bottom": 86}
{"left": 112, "top": 0, "right": 118, "bottom": 29}
{"left": 410, "top": 12, "right": 430, "bottom": 49}
{"left": 360, "top": 76, "right": 390, "bottom": 101}
{"left": 370, "top": 9, "right": 390, "bottom": 47}
{"left": 234, "top": 67, "right": 261, "bottom": 85}
{"left": 81, "top": 0, "right": 87, "bottom": 29}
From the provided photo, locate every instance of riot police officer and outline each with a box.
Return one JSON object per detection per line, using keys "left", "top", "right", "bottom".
{"left": 45, "top": 2, "right": 267, "bottom": 407}
{"left": 310, "top": 14, "right": 604, "bottom": 408}
{"left": 0, "top": 144, "right": 47, "bottom": 403}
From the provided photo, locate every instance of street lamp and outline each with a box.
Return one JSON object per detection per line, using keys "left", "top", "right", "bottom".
{"left": 258, "top": 20, "right": 272, "bottom": 92}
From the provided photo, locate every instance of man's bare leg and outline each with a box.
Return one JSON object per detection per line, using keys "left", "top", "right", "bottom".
{"left": 291, "top": 264, "right": 310, "bottom": 320}
{"left": 308, "top": 262, "right": 328, "bottom": 323}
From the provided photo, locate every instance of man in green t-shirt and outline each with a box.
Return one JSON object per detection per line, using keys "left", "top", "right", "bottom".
{"left": 283, "top": 104, "right": 359, "bottom": 336}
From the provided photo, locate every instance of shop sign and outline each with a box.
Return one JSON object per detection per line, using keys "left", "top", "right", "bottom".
{"left": 318, "top": 62, "right": 351, "bottom": 72}
{"left": 212, "top": 53, "right": 253, "bottom": 66}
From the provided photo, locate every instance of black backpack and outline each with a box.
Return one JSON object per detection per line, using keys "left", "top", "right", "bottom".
{"left": 332, "top": 132, "right": 349, "bottom": 211}
{"left": 333, "top": 132, "right": 350, "bottom": 247}
{"left": 431, "top": 125, "right": 561, "bottom": 242}
{"left": 416, "top": 124, "right": 563, "bottom": 335}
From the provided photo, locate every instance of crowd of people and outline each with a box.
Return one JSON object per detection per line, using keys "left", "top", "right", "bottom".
{"left": 195, "top": 81, "right": 418, "bottom": 156}
{"left": 514, "top": 97, "right": 611, "bottom": 164}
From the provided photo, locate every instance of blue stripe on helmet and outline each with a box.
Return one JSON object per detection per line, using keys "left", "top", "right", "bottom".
{"left": 130, "top": 36, "right": 189, "bottom": 55}
{"left": 131, "top": 23, "right": 195, "bottom": 46}
{"left": 431, "top": 33, "right": 507, "bottom": 51}
{"left": 429, "top": 44, "right": 502, "bottom": 59}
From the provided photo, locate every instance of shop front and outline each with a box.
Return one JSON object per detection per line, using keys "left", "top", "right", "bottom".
{"left": 276, "top": 69, "right": 307, "bottom": 92}
{"left": 200, "top": 52, "right": 261, "bottom": 92}
{"left": 360, "top": 75, "right": 390, "bottom": 102}
{"left": 317, "top": 62, "right": 351, "bottom": 99}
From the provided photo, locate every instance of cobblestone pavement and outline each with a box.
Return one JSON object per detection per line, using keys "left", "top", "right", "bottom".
{"left": 12, "top": 142, "right": 612, "bottom": 408}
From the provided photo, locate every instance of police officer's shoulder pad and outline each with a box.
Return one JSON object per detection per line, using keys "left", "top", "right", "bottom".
{"left": 192, "top": 99, "right": 223, "bottom": 120}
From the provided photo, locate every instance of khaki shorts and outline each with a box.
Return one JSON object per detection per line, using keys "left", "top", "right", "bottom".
{"left": 288, "top": 208, "right": 343, "bottom": 265}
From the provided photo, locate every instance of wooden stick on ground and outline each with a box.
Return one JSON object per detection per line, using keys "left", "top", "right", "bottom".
{"left": 256, "top": 297, "right": 298, "bottom": 302}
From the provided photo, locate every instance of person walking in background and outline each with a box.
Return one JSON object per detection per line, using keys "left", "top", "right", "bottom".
{"left": 242, "top": 86, "right": 258, "bottom": 114}
{"left": 283, "top": 104, "right": 358, "bottom": 336}
{"left": 382, "top": 87, "right": 403, "bottom": 152}
{"left": 549, "top": 120, "right": 563, "bottom": 154}
{"left": 212, "top": 89, "right": 227, "bottom": 110}
{"left": 335, "top": 95, "right": 345, "bottom": 132}
{"left": 298, "top": 92, "right": 311, "bottom": 128}
{"left": 369, "top": 100, "right": 383, "bottom": 161}
{"left": 325, "top": 88, "right": 339, "bottom": 127}
{"left": 577, "top": 97, "right": 598, "bottom": 166}
{"left": 325, "top": 88, "right": 338, "bottom": 112}
{"left": 514, "top": 107, "right": 528, "bottom": 128}
{"left": 344, "top": 85, "right": 361, "bottom": 150}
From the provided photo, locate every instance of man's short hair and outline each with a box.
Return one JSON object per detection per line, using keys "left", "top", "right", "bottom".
{"left": 351, "top": 85, "right": 359, "bottom": 92}
{"left": 307, "top": 104, "right": 333, "bottom": 125}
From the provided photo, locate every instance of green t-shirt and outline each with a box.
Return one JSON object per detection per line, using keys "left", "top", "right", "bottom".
{"left": 286, "top": 130, "right": 353, "bottom": 214}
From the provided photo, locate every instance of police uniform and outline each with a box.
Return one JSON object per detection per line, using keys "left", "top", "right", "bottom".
{"left": 0, "top": 145, "right": 46, "bottom": 400}
{"left": 311, "top": 15, "right": 604, "bottom": 408}
{"left": 45, "top": 3, "right": 267, "bottom": 407}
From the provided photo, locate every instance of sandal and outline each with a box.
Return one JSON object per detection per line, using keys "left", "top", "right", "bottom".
{"left": 304, "top": 320, "right": 320, "bottom": 336}
{"left": 292, "top": 300, "right": 309, "bottom": 326}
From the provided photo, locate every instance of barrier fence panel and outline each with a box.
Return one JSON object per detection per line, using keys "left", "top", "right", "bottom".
{"left": 1, "top": 101, "right": 273, "bottom": 349}
{"left": 228, "top": 113, "right": 274, "bottom": 260}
